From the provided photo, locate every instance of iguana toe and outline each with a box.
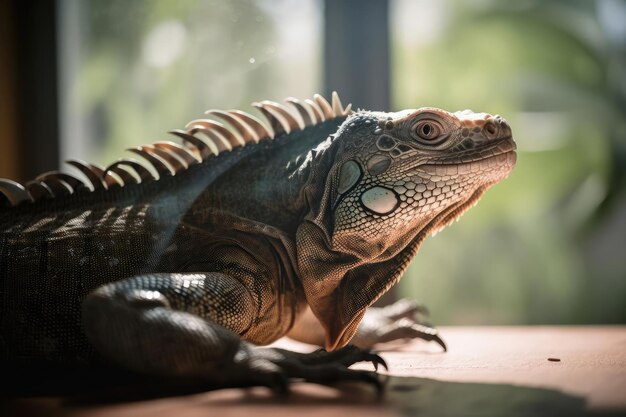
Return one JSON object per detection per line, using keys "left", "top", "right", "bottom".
{"left": 247, "top": 345, "right": 387, "bottom": 394}
{"left": 353, "top": 301, "right": 447, "bottom": 351}
{"left": 331, "top": 345, "right": 388, "bottom": 371}
{"left": 269, "top": 344, "right": 388, "bottom": 370}
{"left": 287, "top": 364, "right": 385, "bottom": 395}
{"left": 378, "top": 319, "right": 447, "bottom": 352}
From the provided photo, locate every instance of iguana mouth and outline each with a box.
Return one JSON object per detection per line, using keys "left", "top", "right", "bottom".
{"left": 418, "top": 139, "right": 516, "bottom": 181}
{"left": 431, "top": 137, "right": 516, "bottom": 166}
{"left": 465, "top": 147, "right": 517, "bottom": 170}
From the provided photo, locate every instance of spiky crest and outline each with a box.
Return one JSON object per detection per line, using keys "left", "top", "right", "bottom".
{"left": 0, "top": 92, "right": 352, "bottom": 207}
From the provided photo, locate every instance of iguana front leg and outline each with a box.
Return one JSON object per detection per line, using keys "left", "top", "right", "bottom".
{"left": 82, "top": 273, "right": 384, "bottom": 391}
{"left": 287, "top": 300, "right": 446, "bottom": 351}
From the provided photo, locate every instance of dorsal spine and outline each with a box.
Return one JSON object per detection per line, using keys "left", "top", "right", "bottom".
{"left": 0, "top": 92, "right": 351, "bottom": 208}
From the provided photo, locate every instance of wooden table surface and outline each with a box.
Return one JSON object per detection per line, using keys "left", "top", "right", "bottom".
{"left": 2, "top": 326, "right": 625, "bottom": 417}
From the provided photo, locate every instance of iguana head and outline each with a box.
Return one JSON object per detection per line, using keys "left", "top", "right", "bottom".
{"left": 297, "top": 107, "right": 516, "bottom": 350}
{"left": 330, "top": 107, "right": 516, "bottom": 255}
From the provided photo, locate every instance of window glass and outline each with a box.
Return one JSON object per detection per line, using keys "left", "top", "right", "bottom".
{"left": 58, "top": 0, "right": 322, "bottom": 166}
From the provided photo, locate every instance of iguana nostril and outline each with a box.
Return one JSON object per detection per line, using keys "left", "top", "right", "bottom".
{"left": 495, "top": 117, "right": 512, "bottom": 137}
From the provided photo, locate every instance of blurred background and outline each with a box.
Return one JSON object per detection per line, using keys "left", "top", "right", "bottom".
{"left": 1, "top": 0, "right": 624, "bottom": 325}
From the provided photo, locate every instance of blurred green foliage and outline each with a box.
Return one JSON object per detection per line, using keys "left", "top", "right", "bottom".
{"left": 393, "top": 0, "right": 626, "bottom": 324}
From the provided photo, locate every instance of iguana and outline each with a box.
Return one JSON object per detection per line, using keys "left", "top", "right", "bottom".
{"left": 0, "top": 92, "right": 516, "bottom": 393}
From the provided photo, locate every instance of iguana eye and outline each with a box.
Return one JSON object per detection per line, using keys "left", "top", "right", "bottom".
{"left": 414, "top": 120, "right": 442, "bottom": 141}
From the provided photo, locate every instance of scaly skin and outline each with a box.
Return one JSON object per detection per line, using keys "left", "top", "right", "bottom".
{"left": 0, "top": 94, "right": 515, "bottom": 393}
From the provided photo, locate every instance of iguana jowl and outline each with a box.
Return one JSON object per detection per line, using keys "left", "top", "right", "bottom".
{"left": 0, "top": 93, "right": 516, "bottom": 391}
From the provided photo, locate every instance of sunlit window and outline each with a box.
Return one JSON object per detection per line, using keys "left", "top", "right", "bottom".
{"left": 58, "top": 0, "right": 322, "bottom": 166}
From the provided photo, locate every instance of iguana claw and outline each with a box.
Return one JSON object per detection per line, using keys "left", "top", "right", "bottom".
{"left": 353, "top": 298, "right": 448, "bottom": 351}
{"left": 426, "top": 331, "right": 448, "bottom": 352}
{"left": 369, "top": 352, "right": 388, "bottom": 371}
{"left": 248, "top": 344, "right": 388, "bottom": 395}
{"left": 337, "top": 346, "right": 388, "bottom": 371}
